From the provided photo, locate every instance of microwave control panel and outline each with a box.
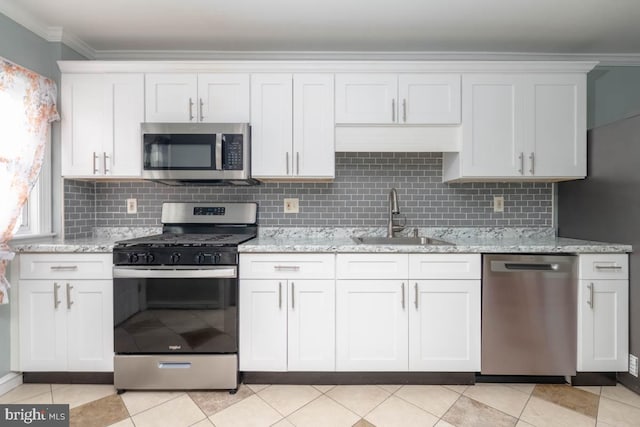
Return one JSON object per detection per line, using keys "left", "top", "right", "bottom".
{"left": 222, "top": 134, "right": 244, "bottom": 170}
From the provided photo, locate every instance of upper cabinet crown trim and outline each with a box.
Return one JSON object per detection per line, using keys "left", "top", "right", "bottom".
{"left": 57, "top": 60, "right": 599, "bottom": 74}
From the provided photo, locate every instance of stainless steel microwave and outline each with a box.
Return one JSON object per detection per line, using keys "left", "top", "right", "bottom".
{"left": 141, "top": 123, "right": 257, "bottom": 185}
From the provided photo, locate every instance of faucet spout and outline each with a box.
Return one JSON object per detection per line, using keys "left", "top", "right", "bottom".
{"left": 387, "top": 188, "right": 402, "bottom": 238}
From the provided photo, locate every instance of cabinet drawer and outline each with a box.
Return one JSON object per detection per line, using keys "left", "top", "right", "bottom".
{"left": 239, "top": 254, "right": 335, "bottom": 279}
{"left": 19, "top": 253, "right": 112, "bottom": 280}
{"left": 409, "top": 254, "right": 481, "bottom": 279}
{"left": 336, "top": 254, "right": 408, "bottom": 279}
{"left": 579, "top": 254, "right": 628, "bottom": 280}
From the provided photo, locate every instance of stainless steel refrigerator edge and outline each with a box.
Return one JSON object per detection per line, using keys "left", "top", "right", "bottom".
{"left": 482, "top": 254, "right": 577, "bottom": 376}
{"left": 558, "top": 113, "right": 640, "bottom": 392}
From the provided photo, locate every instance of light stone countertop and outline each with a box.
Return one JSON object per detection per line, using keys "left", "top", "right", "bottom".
{"left": 9, "top": 227, "right": 632, "bottom": 254}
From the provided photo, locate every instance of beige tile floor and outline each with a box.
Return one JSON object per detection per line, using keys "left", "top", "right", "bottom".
{"left": 1, "top": 381, "right": 640, "bottom": 427}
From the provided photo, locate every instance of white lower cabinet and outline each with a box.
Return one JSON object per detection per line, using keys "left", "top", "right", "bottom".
{"left": 239, "top": 254, "right": 335, "bottom": 371}
{"left": 336, "top": 280, "right": 408, "bottom": 371}
{"left": 577, "top": 254, "right": 629, "bottom": 372}
{"left": 18, "top": 253, "right": 114, "bottom": 372}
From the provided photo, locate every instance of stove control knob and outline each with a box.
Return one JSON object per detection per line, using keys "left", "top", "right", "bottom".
{"left": 195, "top": 252, "right": 206, "bottom": 264}
{"left": 128, "top": 253, "right": 139, "bottom": 264}
{"left": 145, "top": 253, "right": 155, "bottom": 263}
{"left": 170, "top": 253, "right": 181, "bottom": 264}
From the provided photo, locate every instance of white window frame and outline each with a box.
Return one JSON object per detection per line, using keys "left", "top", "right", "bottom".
{"left": 13, "top": 130, "right": 53, "bottom": 239}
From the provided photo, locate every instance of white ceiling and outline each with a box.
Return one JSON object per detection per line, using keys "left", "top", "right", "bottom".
{"left": 1, "top": 0, "right": 640, "bottom": 62}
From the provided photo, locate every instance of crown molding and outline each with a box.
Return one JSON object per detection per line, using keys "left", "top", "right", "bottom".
{"left": 59, "top": 30, "right": 96, "bottom": 59}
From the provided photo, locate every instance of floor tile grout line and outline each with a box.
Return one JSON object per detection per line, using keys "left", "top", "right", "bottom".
{"left": 253, "top": 384, "right": 325, "bottom": 422}
{"left": 438, "top": 392, "right": 463, "bottom": 425}
{"left": 379, "top": 385, "right": 450, "bottom": 420}
{"left": 123, "top": 391, "right": 187, "bottom": 419}
{"left": 321, "top": 384, "right": 393, "bottom": 420}
{"left": 516, "top": 385, "right": 536, "bottom": 422}
{"left": 601, "top": 385, "right": 640, "bottom": 410}
{"left": 599, "top": 395, "right": 640, "bottom": 414}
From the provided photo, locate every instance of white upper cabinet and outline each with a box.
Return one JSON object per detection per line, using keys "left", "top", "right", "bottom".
{"left": 251, "top": 73, "right": 334, "bottom": 180}
{"left": 443, "top": 73, "right": 586, "bottom": 182}
{"left": 335, "top": 73, "right": 461, "bottom": 125}
{"left": 61, "top": 73, "right": 144, "bottom": 178}
{"left": 145, "top": 73, "right": 250, "bottom": 123}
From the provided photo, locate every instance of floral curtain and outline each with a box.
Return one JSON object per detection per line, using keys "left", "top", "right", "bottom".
{"left": 0, "top": 57, "right": 59, "bottom": 304}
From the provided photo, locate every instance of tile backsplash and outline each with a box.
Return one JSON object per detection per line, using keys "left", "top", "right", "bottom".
{"left": 64, "top": 153, "right": 552, "bottom": 238}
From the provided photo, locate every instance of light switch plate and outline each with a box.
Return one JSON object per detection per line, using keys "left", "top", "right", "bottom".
{"left": 126, "top": 198, "right": 137, "bottom": 214}
{"left": 630, "top": 354, "right": 638, "bottom": 377}
{"left": 284, "top": 198, "right": 299, "bottom": 214}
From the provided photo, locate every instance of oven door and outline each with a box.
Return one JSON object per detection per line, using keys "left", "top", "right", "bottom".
{"left": 113, "top": 266, "right": 238, "bottom": 354}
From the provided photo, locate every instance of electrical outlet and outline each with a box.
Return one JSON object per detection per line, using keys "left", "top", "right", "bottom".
{"left": 126, "top": 198, "right": 137, "bottom": 214}
{"left": 493, "top": 196, "right": 505, "bottom": 213}
{"left": 284, "top": 198, "right": 299, "bottom": 214}
{"left": 630, "top": 354, "right": 639, "bottom": 377}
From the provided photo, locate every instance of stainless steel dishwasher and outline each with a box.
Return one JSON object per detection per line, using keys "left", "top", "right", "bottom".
{"left": 482, "top": 254, "right": 577, "bottom": 376}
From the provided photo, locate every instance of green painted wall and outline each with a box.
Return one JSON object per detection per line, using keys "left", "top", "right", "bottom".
{"left": 0, "top": 12, "right": 85, "bottom": 379}
{"left": 588, "top": 66, "right": 640, "bottom": 129}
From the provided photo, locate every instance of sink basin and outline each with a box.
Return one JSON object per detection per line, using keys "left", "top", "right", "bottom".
{"left": 352, "top": 236, "right": 454, "bottom": 245}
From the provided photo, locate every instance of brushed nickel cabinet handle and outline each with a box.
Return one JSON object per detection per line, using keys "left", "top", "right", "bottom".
{"left": 518, "top": 152, "right": 524, "bottom": 175}
{"left": 50, "top": 265, "right": 78, "bottom": 271}
{"left": 53, "top": 282, "right": 61, "bottom": 309}
{"left": 286, "top": 152, "right": 290, "bottom": 175}
{"left": 402, "top": 99, "right": 407, "bottom": 123}
{"left": 66, "top": 283, "right": 74, "bottom": 310}
{"left": 199, "top": 98, "right": 204, "bottom": 122}
{"left": 296, "top": 152, "right": 300, "bottom": 175}
{"left": 93, "top": 152, "right": 99, "bottom": 174}
{"left": 278, "top": 282, "right": 282, "bottom": 309}
{"left": 414, "top": 283, "right": 418, "bottom": 309}
{"left": 529, "top": 152, "right": 535, "bottom": 175}
{"left": 103, "top": 152, "right": 110, "bottom": 174}
{"left": 595, "top": 265, "right": 623, "bottom": 270}
{"left": 188, "top": 98, "right": 194, "bottom": 121}
{"left": 392, "top": 99, "right": 396, "bottom": 122}
{"left": 274, "top": 265, "right": 300, "bottom": 271}
{"left": 291, "top": 282, "right": 295, "bottom": 310}
{"left": 401, "top": 282, "right": 405, "bottom": 309}
{"left": 587, "top": 282, "right": 594, "bottom": 309}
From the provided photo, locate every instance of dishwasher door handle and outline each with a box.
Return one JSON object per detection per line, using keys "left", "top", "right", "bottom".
{"left": 491, "top": 261, "right": 562, "bottom": 272}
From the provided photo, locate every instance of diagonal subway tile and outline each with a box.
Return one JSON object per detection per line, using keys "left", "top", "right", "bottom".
{"left": 119, "top": 390, "right": 184, "bottom": 416}
{"left": 600, "top": 384, "right": 640, "bottom": 409}
{"left": 288, "top": 395, "right": 360, "bottom": 427}
{"left": 70, "top": 394, "right": 130, "bottom": 427}
{"left": 597, "top": 396, "right": 640, "bottom": 427}
{"left": 533, "top": 384, "right": 599, "bottom": 418}
{"left": 365, "top": 395, "right": 438, "bottom": 427}
{"left": 257, "top": 384, "right": 321, "bottom": 416}
{"left": 132, "top": 394, "right": 206, "bottom": 427}
{"left": 188, "top": 383, "right": 253, "bottom": 416}
{"left": 443, "top": 395, "right": 517, "bottom": 427}
{"left": 209, "top": 394, "right": 282, "bottom": 427}
{"left": 463, "top": 383, "right": 530, "bottom": 418}
{"left": 395, "top": 385, "right": 459, "bottom": 417}
{"left": 326, "top": 385, "right": 390, "bottom": 417}
{"left": 520, "top": 396, "right": 595, "bottom": 427}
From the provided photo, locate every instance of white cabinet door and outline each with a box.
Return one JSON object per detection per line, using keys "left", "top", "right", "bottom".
{"left": 460, "top": 74, "right": 526, "bottom": 178}
{"left": 336, "top": 280, "right": 408, "bottom": 371}
{"left": 578, "top": 279, "right": 629, "bottom": 372}
{"left": 61, "top": 74, "right": 104, "bottom": 176}
{"left": 145, "top": 73, "right": 198, "bottom": 122}
{"left": 239, "top": 279, "right": 287, "bottom": 371}
{"left": 335, "top": 74, "right": 397, "bottom": 124}
{"left": 288, "top": 280, "right": 335, "bottom": 371}
{"left": 398, "top": 74, "right": 461, "bottom": 124}
{"left": 19, "top": 281, "right": 67, "bottom": 371}
{"left": 250, "top": 74, "right": 293, "bottom": 178}
{"left": 103, "top": 74, "right": 144, "bottom": 177}
{"left": 527, "top": 74, "right": 586, "bottom": 178}
{"left": 293, "top": 74, "right": 335, "bottom": 178}
{"left": 409, "top": 280, "right": 480, "bottom": 371}
{"left": 66, "top": 280, "right": 114, "bottom": 371}
{"left": 197, "top": 74, "right": 250, "bottom": 123}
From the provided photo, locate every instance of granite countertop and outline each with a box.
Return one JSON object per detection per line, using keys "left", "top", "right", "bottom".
{"left": 9, "top": 227, "right": 632, "bottom": 254}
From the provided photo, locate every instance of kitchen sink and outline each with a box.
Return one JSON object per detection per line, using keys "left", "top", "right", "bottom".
{"left": 351, "top": 236, "right": 454, "bottom": 245}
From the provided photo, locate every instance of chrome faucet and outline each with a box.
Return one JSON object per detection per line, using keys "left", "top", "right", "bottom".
{"left": 387, "top": 188, "right": 404, "bottom": 238}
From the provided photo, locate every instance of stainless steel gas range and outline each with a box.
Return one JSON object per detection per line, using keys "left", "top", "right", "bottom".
{"left": 112, "top": 202, "right": 257, "bottom": 394}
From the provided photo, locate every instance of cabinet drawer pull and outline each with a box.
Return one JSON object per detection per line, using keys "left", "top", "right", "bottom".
{"left": 188, "top": 98, "right": 194, "bottom": 121}
{"left": 392, "top": 99, "right": 396, "bottom": 122}
{"left": 529, "top": 152, "right": 535, "bottom": 175}
{"left": 414, "top": 282, "right": 418, "bottom": 309}
{"left": 274, "top": 265, "right": 300, "bottom": 271}
{"left": 594, "top": 265, "right": 623, "bottom": 270}
{"left": 291, "top": 282, "right": 295, "bottom": 310}
{"left": 103, "top": 152, "right": 110, "bottom": 174}
{"left": 278, "top": 282, "right": 282, "bottom": 309}
{"left": 50, "top": 265, "right": 78, "bottom": 271}
{"left": 401, "top": 282, "right": 405, "bottom": 309}
{"left": 587, "top": 282, "right": 594, "bottom": 309}
{"left": 66, "top": 283, "right": 74, "bottom": 310}
{"left": 53, "top": 282, "right": 61, "bottom": 309}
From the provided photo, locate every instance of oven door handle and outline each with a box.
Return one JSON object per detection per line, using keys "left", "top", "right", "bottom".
{"left": 113, "top": 266, "right": 237, "bottom": 279}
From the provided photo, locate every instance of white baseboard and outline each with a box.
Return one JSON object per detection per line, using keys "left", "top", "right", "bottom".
{"left": 0, "top": 372, "right": 23, "bottom": 396}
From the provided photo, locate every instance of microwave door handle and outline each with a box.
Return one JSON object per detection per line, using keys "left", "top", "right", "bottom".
{"left": 215, "top": 133, "right": 223, "bottom": 170}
